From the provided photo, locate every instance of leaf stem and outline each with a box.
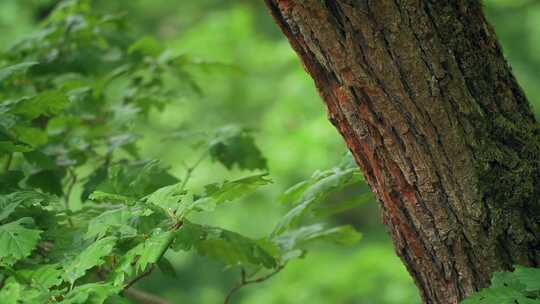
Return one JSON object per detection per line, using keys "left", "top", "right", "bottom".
{"left": 178, "top": 149, "right": 208, "bottom": 193}
{"left": 224, "top": 265, "right": 284, "bottom": 304}
{"left": 124, "top": 265, "right": 155, "bottom": 290}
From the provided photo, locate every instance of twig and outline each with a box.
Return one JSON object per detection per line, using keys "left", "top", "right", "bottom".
{"left": 178, "top": 150, "right": 208, "bottom": 194}
{"left": 4, "top": 153, "right": 13, "bottom": 172}
{"left": 96, "top": 266, "right": 170, "bottom": 304}
{"left": 124, "top": 288, "right": 172, "bottom": 304}
{"left": 224, "top": 265, "right": 284, "bottom": 304}
{"left": 124, "top": 265, "right": 155, "bottom": 290}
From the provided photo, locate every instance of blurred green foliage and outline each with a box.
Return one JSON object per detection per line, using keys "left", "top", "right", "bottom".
{"left": 0, "top": 1, "right": 365, "bottom": 303}
{"left": 0, "top": 0, "right": 538, "bottom": 303}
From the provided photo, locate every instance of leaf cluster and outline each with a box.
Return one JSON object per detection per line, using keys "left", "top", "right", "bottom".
{"left": 0, "top": 1, "right": 364, "bottom": 303}
{"left": 462, "top": 266, "right": 540, "bottom": 303}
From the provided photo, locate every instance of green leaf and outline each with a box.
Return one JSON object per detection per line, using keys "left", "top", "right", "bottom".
{"left": 179, "top": 174, "right": 271, "bottom": 216}
{"left": 274, "top": 165, "right": 362, "bottom": 234}
{"left": 10, "top": 90, "right": 70, "bottom": 120}
{"left": 209, "top": 125, "right": 267, "bottom": 171}
{"left": 81, "top": 165, "right": 108, "bottom": 201}
{"left": 18, "top": 263, "right": 64, "bottom": 289}
{"left": 0, "top": 218, "right": 42, "bottom": 263}
{"left": 196, "top": 173, "right": 272, "bottom": 207}
{"left": 0, "top": 141, "right": 33, "bottom": 153}
{"left": 0, "top": 279, "right": 22, "bottom": 304}
{"left": 143, "top": 182, "right": 184, "bottom": 214}
{"left": 0, "top": 283, "right": 52, "bottom": 304}
{"left": 174, "top": 221, "right": 277, "bottom": 269}
{"left": 514, "top": 266, "right": 540, "bottom": 292}
{"left": 59, "top": 282, "right": 120, "bottom": 304}
{"left": 281, "top": 167, "right": 361, "bottom": 206}
{"left": 274, "top": 224, "right": 362, "bottom": 254}
{"left": 157, "top": 256, "right": 177, "bottom": 278}
{"left": 198, "top": 229, "right": 277, "bottom": 269}
{"left": 272, "top": 198, "right": 314, "bottom": 236}
{"left": 462, "top": 266, "right": 540, "bottom": 304}
{"left": 491, "top": 269, "right": 526, "bottom": 291}
{"left": 112, "top": 230, "right": 174, "bottom": 286}
{"left": 128, "top": 36, "right": 163, "bottom": 57}
{"left": 101, "top": 160, "right": 178, "bottom": 198}
{"left": 25, "top": 169, "right": 66, "bottom": 195}
{"left": 107, "top": 133, "right": 139, "bottom": 155}
{"left": 63, "top": 237, "right": 116, "bottom": 285}
{"left": 313, "top": 192, "right": 373, "bottom": 217}
{"left": 0, "top": 62, "right": 38, "bottom": 82}
{"left": 0, "top": 191, "right": 51, "bottom": 222}
{"left": 0, "top": 196, "right": 23, "bottom": 223}
{"left": 461, "top": 285, "right": 539, "bottom": 304}
{"left": 89, "top": 191, "right": 136, "bottom": 205}
{"left": 85, "top": 207, "right": 137, "bottom": 239}
{"left": 23, "top": 150, "right": 58, "bottom": 171}
{"left": 134, "top": 230, "right": 174, "bottom": 271}
{"left": 11, "top": 125, "right": 48, "bottom": 147}
{"left": 0, "top": 171, "right": 24, "bottom": 193}
{"left": 172, "top": 220, "right": 204, "bottom": 251}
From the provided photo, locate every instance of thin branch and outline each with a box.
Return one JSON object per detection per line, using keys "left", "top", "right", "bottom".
{"left": 96, "top": 266, "right": 170, "bottom": 304}
{"left": 224, "top": 265, "right": 284, "bottom": 304}
{"left": 124, "top": 288, "right": 172, "bottom": 304}
{"left": 4, "top": 153, "right": 13, "bottom": 172}
{"left": 124, "top": 265, "right": 155, "bottom": 290}
{"left": 178, "top": 150, "right": 208, "bottom": 194}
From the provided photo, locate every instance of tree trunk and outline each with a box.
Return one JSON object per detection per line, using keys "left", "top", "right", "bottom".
{"left": 264, "top": 1, "right": 540, "bottom": 303}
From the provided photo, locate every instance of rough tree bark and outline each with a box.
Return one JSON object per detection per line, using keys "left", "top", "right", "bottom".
{"left": 264, "top": 1, "right": 540, "bottom": 303}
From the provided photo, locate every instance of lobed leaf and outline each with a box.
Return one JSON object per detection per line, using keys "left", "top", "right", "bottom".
{"left": 63, "top": 237, "right": 116, "bottom": 285}
{"left": 0, "top": 192, "right": 55, "bottom": 234}
{"left": 190, "top": 173, "right": 272, "bottom": 213}
{"left": 17, "top": 263, "right": 64, "bottom": 289}
{"left": 513, "top": 266, "right": 540, "bottom": 292}
{"left": 111, "top": 229, "right": 174, "bottom": 286}
{"left": 85, "top": 207, "right": 138, "bottom": 239}
{"left": 0, "top": 218, "right": 42, "bottom": 263}
{"left": 462, "top": 266, "right": 540, "bottom": 303}
{"left": 0, "top": 62, "right": 38, "bottom": 82}
{"left": 10, "top": 90, "right": 70, "bottom": 120}
{"left": 25, "top": 169, "right": 66, "bottom": 195}
{"left": 274, "top": 163, "right": 362, "bottom": 234}
{"left": 0, "top": 171, "right": 24, "bottom": 193}
{"left": 59, "top": 282, "right": 121, "bottom": 304}
{"left": 274, "top": 224, "right": 361, "bottom": 261}
{"left": 209, "top": 125, "right": 267, "bottom": 171}
{"left": 100, "top": 160, "right": 179, "bottom": 198}
{"left": 143, "top": 182, "right": 184, "bottom": 215}
{"left": 174, "top": 221, "right": 277, "bottom": 269}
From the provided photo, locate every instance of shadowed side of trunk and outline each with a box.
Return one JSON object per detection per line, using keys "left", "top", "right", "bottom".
{"left": 264, "top": 1, "right": 540, "bottom": 303}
